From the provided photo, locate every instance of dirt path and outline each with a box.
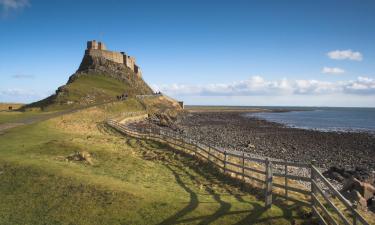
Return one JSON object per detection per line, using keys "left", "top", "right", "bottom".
{"left": 0, "top": 101, "right": 116, "bottom": 134}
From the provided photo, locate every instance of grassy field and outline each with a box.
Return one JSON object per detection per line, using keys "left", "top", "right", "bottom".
{"left": 0, "top": 103, "right": 24, "bottom": 111}
{"left": 0, "top": 99, "right": 313, "bottom": 225}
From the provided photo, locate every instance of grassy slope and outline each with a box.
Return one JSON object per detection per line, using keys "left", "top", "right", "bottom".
{"left": 0, "top": 99, "right": 311, "bottom": 225}
{"left": 28, "top": 73, "right": 151, "bottom": 111}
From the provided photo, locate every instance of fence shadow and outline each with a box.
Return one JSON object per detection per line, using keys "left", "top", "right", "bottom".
{"left": 154, "top": 144, "right": 310, "bottom": 225}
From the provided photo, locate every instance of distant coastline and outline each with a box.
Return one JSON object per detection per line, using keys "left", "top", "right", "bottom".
{"left": 246, "top": 107, "right": 375, "bottom": 134}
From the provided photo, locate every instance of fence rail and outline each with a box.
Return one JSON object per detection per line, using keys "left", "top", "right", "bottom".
{"left": 107, "top": 119, "right": 370, "bottom": 225}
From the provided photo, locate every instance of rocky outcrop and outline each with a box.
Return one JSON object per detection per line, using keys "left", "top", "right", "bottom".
{"left": 323, "top": 166, "right": 374, "bottom": 184}
{"left": 69, "top": 53, "right": 153, "bottom": 95}
{"left": 341, "top": 177, "right": 375, "bottom": 210}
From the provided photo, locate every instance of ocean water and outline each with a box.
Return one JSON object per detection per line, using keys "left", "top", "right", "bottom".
{"left": 246, "top": 107, "right": 375, "bottom": 133}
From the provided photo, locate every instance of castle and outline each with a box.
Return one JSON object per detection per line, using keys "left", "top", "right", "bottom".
{"left": 85, "top": 40, "right": 142, "bottom": 77}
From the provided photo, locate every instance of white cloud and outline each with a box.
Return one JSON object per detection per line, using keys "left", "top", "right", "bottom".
{"left": 327, "top": 49, "right": 363, "bottom": 61}
{"left": 321, "top": 67, "right": 345, "bottom": 75}
{"left": 0, "top": 0, "right": 29, "bottom": 10}
{"left": 11, "top": 74, "right": 34, "bottom": 79}
{"left": 153, "top": 76, "right": 375, "bottom": 97}
{"left": 0, "top": 0, "right": 29, "bottom": 17}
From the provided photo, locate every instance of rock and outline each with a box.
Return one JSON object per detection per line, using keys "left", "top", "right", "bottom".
{"left": 324, "top": 169, "right": 345, "bottom": 182}
{"left": 362, "top": 182, "right": 375, "bottom": 200}
{"left": 66, "top": 151, "right": 94, "bottom": 165}
{"left": 350, "top": 190, "right": 368, "bottom": 211}
{"left": 247, "top": 143, "right": 255, "bottom": 148}
{"left": 342, "top": 177, "right": 375, "bottom": 205}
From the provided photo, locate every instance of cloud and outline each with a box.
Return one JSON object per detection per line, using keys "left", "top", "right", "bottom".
{"left": 0, "top": 0, "right": 29, "bottom": 16}
{"left": 11, "top": 74, "right": 34, "bottom": 79}
{"left": 327, "top": 50, "right": 363, "bottom": 61}
{"left": 321, "top": 67, "right": 345, "bottom": 75}
{"left": 0, "top": 88, "right": 51, "bottom": 103}
{"left": 153, "top": 76, "right": 375, "bottom": 97}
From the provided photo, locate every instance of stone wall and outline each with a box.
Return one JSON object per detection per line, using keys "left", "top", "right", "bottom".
{"left": 86, "top": 49, "right": 124, "bottom": 64}
{"left": 85, "top": 40, "right": 142, "bottom": 77}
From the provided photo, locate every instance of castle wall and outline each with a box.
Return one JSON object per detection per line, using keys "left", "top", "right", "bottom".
{"left": 85, "top": 40, "right": 142, "bottom": 77}
{"left": 124, "top": 56, "right": 135, "bottom": 71}
{"left": 86, "top": 49, "right": 124, "bottom": 64}
{"left": 134, "top": 65, "right": 142, "bottom": 77}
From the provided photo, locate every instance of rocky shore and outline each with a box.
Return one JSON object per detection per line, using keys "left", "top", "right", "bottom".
{"left": 175, "top": 111, "right": 375, "bottom": 174}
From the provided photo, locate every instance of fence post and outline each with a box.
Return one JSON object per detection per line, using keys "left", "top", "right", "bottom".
{"left": 208, "top": 145, "right": 211, "bottom": 161}
{"left": 285, "top": 163, "right": 288, "bottom": 200}
{"left": 352, "top": 208, "right": 358, "bottom": 225}
{"left": 242, "top": 152, "right": 245, "bottom": 181}
{"left": 311, "top": 160, "right": 316, "bottom": 209}
{"left": 223, "top": 151, "right": 227, "bottom": 173}
{"left": 265, "top": 157, "right": 273, "bottom": 209}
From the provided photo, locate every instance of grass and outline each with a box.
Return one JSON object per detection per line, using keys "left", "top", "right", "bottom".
{"left": 27, "top": 73, "right": 154, "bottom": 111}
{"left": 0, "top": 103, "right": 24, "bottom": 111}
{"left": 0, "top": 100, "right": 313, "bottom": 225}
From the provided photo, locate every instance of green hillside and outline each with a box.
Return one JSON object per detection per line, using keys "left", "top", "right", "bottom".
{"left": 0, "top": 101, "right": 311, "bottom": 225}
{"left": 24, "top": 52, "right": 155, "bottom": 111}
{"left": 27, "top": 73, "right": 152, "bottom": 111}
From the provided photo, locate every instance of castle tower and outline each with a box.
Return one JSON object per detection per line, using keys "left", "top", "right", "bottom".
{"left": 98, "top": 42, "right": 106, "bottom": 50}
{"left": 87, "top": 40, "right": 98, "bottom": 50}
{"left": 123, "top": 55, "right": 136, "bottom": 71}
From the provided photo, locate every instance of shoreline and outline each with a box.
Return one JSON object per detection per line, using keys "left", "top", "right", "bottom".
{"left": 176, "top": 111, "right": 375, "bottom": 173}
{"left": 246, "top": 111, "right": 375, "bottom": 135}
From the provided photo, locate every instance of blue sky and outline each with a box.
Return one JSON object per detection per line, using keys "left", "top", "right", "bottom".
{"left": 1, "top": 0, "right": 375, "bottom": 106}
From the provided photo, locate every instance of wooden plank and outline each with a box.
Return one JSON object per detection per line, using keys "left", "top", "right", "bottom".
{"left": 312, "top": 193, "right": 340, "bottom": 225}
{"left": 207, "top": 152, "right": 224, "bottom": 163}
{"left": 243, "top": 165, "right": 266, "bottom": 175}
{"left": 225, "top": 160, "right": 242, "bottom": 168}
{"left": 285, "top": 174, "right": 311, "bottom": 182}
{"left": 312, "top": 206, "right": 329, "bottom": 225}
{"left": 244, "top": 156, "right": 266, "bottom": 163}
{"left": 311, "top": 166, "right": 353, "bottom": 209}
{"left": 243, "top": 173, "right": 265, "bottom": 184}
{"left": 211, "top": 146, "right": 225, "bottom": 154}
{"left": 273, "top": 172, "right": 286, "bottom": 177}
{"left": 226, "top": 151, "right": 243, "bottom": 158}
{"left": 312, "top": 180, "right": 351, "bottom": 225}
{"left": 272, "top": 183, "right": 310, "bottom": 196}
{"left": 225, "top": 167, "right": 244, "bottom": 176}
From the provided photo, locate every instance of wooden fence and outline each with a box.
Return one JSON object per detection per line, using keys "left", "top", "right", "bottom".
{"left": 107, "top": 119, "right": 370, "bottom": 225}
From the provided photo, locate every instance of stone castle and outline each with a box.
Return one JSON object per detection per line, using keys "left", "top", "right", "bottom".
{"left": 85, "top": 40, "right": 142, "bottom": 77}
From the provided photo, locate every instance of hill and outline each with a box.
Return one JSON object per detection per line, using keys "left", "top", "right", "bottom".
{"left": 24, "top": 41, "right": 155, "bottom": 111}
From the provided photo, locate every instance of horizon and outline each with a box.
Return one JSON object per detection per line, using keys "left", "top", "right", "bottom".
{"left": 1, "top": 0, "right": 375, "bottom": 107}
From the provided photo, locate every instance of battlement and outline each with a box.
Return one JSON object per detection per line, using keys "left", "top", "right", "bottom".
{"left": 85, "top": 40, "right": 142, "bottom": 77}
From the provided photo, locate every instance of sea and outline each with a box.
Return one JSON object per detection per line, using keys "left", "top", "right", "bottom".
{"left": 245, "top": 107, "right": 375, "bottom": 133}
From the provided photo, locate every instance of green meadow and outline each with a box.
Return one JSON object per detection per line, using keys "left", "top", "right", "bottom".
{"left": 0, "top": 100, "right": 312, "bottom": 225}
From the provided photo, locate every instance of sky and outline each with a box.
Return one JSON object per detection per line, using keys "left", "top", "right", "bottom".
{"left": 1, "top": 0, "right": 375, "bottom": 107}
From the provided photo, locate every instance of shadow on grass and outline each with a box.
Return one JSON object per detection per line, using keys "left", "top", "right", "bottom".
{"left": 128, "top": 137, "right": 315, "bottom": 225}
{"left": 158, "top": 165, "right": 199, "bottom": 225}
